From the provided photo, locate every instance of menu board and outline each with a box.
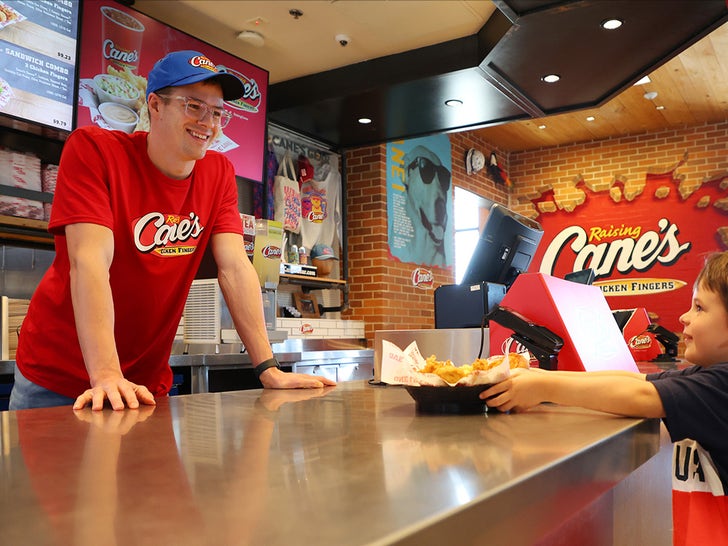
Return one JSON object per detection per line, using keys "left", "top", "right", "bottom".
{"left": 0, "top": 0, "right": 80, "bottom": 132}
{"left": 77, "top": 1, "right": 268, "bottom": 183}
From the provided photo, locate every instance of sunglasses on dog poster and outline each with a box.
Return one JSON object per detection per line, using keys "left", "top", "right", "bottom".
{"left": 386, "top": 134, "right": 454, "bottom": 268}
{"left": 406, "top": 157, "right": 451, "bottom": 192}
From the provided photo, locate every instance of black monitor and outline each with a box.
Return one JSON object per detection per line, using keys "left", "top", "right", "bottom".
{"left": 460, "top": 204, "right": 543, "bottom": 289}
{"left": 564, "top": 268, "right": 595, "bottom": 285}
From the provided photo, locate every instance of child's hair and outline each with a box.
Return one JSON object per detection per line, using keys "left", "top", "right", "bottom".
{"left": 695, "top": 251, "right": 728, "bottom": 312}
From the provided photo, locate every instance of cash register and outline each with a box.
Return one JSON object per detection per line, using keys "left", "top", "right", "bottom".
{"left": 434, "top": 204, "right": 543, "bottom": 329}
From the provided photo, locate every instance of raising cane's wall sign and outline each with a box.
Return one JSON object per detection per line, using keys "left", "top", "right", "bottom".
{"left": 531, "top": 157, "right": 728, "bottom": 332}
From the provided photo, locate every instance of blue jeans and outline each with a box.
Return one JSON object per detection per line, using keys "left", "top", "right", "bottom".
{"left": 8, "top": 367, "right": 75, "bottom": 410}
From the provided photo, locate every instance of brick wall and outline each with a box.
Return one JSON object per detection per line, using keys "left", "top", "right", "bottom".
{"left": 343, "top": 134, "right": 511, "bottom": 345}
{"left": 508, "top": 121, "right": 728, "bottom": 219}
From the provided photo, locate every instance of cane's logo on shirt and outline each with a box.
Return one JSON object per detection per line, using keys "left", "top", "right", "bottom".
{"left": 133, "top": 212, "right": 204, "bottom": 256}
{"left": 302, "top": 190, "right": 328, "bottom": 224}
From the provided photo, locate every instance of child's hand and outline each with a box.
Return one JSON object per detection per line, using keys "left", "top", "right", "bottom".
{"left": 480, "top": 368, "right": 545, "bottom": 412}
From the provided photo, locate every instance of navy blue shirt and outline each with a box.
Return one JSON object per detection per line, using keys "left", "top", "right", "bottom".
{"left": 648, "top": 363, "right": 728, "bottom": 490}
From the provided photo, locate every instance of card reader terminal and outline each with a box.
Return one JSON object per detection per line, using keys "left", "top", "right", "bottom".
{"left": 486, "top": 306, "right": 564, "bottom": 370}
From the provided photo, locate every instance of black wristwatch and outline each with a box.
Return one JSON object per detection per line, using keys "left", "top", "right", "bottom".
{"left": 254, "top": 357, "right": 281, "bottom": 380}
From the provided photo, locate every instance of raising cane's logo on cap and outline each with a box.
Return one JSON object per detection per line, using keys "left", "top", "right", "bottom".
{"left": 189, "top": 55, "right": 218, "bottom": 73}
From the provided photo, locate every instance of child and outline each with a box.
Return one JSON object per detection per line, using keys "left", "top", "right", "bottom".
{"left": 481, "top": 251, "right": 728, "bottom": 545}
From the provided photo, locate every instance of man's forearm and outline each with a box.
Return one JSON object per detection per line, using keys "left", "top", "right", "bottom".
{"left": 70, "top": 262, "right": 123, "bottom": 383}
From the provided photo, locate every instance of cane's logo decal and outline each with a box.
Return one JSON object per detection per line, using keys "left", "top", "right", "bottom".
{"left": 262, "top": 245, "right": 282, "bottom": 259}
{"left": 133, "top": 212, "right": 204, "bottom": 256}
{"left": 411, "top": 267, "right": 434, "bottom": 289}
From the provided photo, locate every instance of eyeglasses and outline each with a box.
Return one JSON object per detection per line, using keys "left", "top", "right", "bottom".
{"left": 407, "top": 156, "right": 451, "bottom": 191}
{"left": 156, "top": 94, "right": 233, "bottom": 128}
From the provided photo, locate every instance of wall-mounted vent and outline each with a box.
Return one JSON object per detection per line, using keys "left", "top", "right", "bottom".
{"left": 183, "top": 279, "right": 221, "bottom": 344}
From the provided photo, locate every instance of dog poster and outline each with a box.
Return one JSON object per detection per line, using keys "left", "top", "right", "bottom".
{"left": 386, "top": 135, "right": 454, "bottom": 267}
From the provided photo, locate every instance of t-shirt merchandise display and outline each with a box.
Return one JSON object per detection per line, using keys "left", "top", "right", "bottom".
{"left": 268, "top": 127, "right": 343, "bottom": 265}
{"left": 300, "top": 155, "right": 342, "bottom": 254}
{"left": 647, "top": 364, "right": 728, "bottom": 545}
{"left": 16, "top": 126, "right": 244, "bottom": 398}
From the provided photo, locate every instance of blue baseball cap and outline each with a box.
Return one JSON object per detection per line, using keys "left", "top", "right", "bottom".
{"left": 311, "top": 244, "right": 338, "bottom": 260}
{"left": 146, "top": 50, "right": 244, "bottom": 101}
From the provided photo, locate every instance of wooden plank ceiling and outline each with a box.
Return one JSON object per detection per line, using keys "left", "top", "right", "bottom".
{"left": 476, "top": 20, "right": 728, "bottom": 151}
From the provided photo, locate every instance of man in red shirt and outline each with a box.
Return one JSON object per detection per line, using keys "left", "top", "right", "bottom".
{"left": 11, "top": 50, "right": 335, "bottom": 411}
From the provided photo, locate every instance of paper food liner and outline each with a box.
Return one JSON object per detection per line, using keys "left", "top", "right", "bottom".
{"left": 208, "top": 131, "right": 239, "bottom": 153}
{"left": 380, "top": 340, "right": 512, "bottom": 387}
{"left": 0, "top": 2, "right": 26, "bottom": 31}
{"left": 78, "top": 79, "right": 112, "bottom": 130}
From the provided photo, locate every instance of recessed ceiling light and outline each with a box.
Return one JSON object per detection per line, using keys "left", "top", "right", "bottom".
{"left": 643, "top": 91, "right": 658, "bottom": 100}
{"left": 542, "top": 74, "right": 560, "bottom": 83}
{"left": 538, "top": 124, "right": 546, "bottom": 130}
{"left": 586, "top": 116, "right": 595, "bottom": 122}
{"left": 445, "top": 99, "right": 463, "bottom": 107}
{"left": 634, "top": 76, "right": 651, "bottom": 86}
{"left": 601, "top": 18, "right": 623, "bottom": 30}
{"left": 236, "top": 30, "right": 265, "bottom": 47}
{"left": 358, "top": 117, "right": 372, "bottom": 125}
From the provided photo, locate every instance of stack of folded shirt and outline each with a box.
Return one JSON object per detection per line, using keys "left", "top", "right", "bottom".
{"left": 41, "top": 163, "right": 58, "bottom": 221}
{"left": 0, "top": 147, "right": 43, "bottom": 220}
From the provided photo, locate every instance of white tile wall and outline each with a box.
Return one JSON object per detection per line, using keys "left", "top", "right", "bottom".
{"left": 276, "top": 318, "right": 365, "bottom": 339}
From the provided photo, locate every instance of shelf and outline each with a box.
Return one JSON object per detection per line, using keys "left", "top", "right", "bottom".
{"left": 279, "top": 273, "right": 346, "bottom": 290}
{"left": 0, "top": 121, "right": 66, "bottom": 164}
{"left": 0, "top": 214, "right": 53, "bottom": 246}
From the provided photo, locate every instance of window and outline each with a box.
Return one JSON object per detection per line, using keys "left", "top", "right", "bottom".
{"left": 453, "top": 187, "right": 494, "bottom": 283}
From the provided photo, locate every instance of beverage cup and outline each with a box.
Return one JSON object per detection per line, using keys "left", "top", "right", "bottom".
{"left": 100, "top": 5, "right": 145, "bottom": 75}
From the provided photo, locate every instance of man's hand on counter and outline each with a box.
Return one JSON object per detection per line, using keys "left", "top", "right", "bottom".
{"left": 73, "top": 373, "right": 157, "bottom": 411}
{"left": 259, "top": 366, "right": 337, "bottom": 389}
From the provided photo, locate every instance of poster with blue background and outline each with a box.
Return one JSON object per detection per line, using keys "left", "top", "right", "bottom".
{"left": 386, "top": 134, "right": 453, "bottom": 267}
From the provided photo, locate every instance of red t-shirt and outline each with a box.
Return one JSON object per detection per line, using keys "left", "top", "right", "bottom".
{"left": 16, "top": 127, "right": 243, "bottom": 398}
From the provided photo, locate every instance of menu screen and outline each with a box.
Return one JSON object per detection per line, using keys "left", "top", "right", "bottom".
{"left": 0, "top": 0, "right": 80, "bottom": 132}
{"left": 77, "top": 1, "right": 268, "bottom": 182}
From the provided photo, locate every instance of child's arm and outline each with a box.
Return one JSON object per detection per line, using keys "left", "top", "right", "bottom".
{"left": 480, "top": 368, "right": 665, "bottom": 418}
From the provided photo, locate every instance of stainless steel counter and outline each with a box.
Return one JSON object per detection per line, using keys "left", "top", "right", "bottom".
{"left": 0, "top": 381, "right": 670, "bottom": 545}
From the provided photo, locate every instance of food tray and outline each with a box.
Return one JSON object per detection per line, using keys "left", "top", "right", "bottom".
{"left": 405, "top": 385, "right": 491, "bottom": 415}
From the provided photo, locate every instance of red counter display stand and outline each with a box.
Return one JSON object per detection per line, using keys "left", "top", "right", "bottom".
{"left": 614, "top": 307, "right": 662, "bottom": 362}
{"left": 490, "top": 273, "right": 638, "bottom": 372}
